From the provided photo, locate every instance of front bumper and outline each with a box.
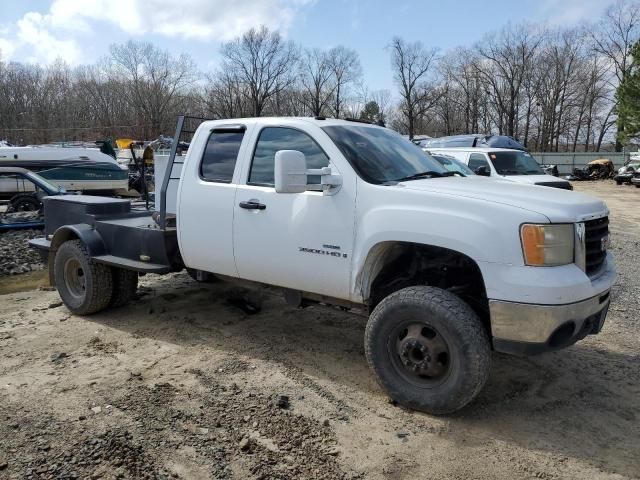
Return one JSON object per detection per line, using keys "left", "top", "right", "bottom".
{"left": 490, "top": 291, "right": 611, "bottom": 355}
{"left": 614, "top": 173, "right": 633, "bottom": 183}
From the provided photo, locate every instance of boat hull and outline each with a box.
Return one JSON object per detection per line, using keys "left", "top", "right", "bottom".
{"left": 0, "top": 147, "right": 129, "bottom": 195}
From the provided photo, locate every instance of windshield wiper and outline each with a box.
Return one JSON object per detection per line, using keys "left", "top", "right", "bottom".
{"left": 498, "top": 169, "right": 522, "bottom": 175}
{"left": 394, "top": 171, "right": 454, "bottom": 182}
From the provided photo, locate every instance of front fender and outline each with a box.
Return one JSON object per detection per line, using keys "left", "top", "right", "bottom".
{"left": 351, "top": 194, "right": 548, "bottom": 302}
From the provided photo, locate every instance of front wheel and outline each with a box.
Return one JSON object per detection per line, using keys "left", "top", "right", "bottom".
{"left": 365, "top": 286, "right": 491, "bottom": 415}
{"left": 54, "top": 240, "right": 113, "bottom": 315}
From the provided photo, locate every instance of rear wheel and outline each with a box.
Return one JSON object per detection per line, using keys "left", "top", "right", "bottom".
{"left": 365, "top": 286, "right": 491, "bottom": 415}
{"left": 54, "top": 240, "right": 113, "bottom": 315}
{"left": 9, "top": 194, "right": 41, "bottom": 212}
{"left": 109, "top": 268, "right": 139, "bottom": 307}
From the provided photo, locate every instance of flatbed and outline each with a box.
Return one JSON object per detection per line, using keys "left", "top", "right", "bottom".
{"left": 30, "top": 195, "right": 180, "bottom": 278}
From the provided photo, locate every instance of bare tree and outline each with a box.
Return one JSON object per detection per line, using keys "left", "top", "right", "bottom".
{"left": 474, "top": 24, "right": 543, "bottom": 138}
{"left": 204, "top": 70, "right": 249, "bottom": 119}
{"left": 220, "top": 26, "right": 298, "bottom": 117}
{"left": 590, "top": 0, "right": 640, "bottom": 149}
{"left": 299, "top": 48, "right": 334, "bottom": 116}
{"left": 390, "top": 37, "right": 438, "bottom": 138}
{"left": 109, "top": 41, "right": 197, "bottom": 137}
{"left": 592, "top": 0, "right": 640, "bottom": 84}
{"left": 327, "top": 46, "right": 362, "bottom": 117}
{"left": 0, "top": 12, "right": 633, "bottom": 151}
{"left": 370, "top": 89, "right": 392, "bottom": 125}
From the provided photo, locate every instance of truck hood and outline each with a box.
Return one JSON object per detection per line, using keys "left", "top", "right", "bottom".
{"left": 399, "top": 177, "right": 607, "bottom": 222}
{"left": 497, "top": 174, "right": 568, "bottom": 185}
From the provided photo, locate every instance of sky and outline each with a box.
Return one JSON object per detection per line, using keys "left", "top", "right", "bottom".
{"left": 0, "top": 0, "right": 619, "bottom": 92}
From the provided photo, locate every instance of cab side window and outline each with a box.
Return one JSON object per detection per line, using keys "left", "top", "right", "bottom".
{"left": 249, "top": 127, "right": 329, "bottom": 186}
{"left": 468, "top": 153, "right": 490, "bottom": 173}
{"left": 200, "top": 130, "right": 245, "bottom": 183}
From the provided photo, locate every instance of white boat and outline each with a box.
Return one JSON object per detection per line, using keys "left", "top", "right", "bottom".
{"left": 0, "top": 145, "right": 129, "bottom": 196}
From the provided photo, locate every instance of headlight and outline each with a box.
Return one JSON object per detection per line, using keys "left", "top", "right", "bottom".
{"left": 520, "top": 224, "right": 574, "bottom": 266}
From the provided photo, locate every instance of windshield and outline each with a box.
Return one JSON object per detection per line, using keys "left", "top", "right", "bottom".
{"left": 490, "top": 151, "right": 544, "bottom": 175}
{"left": 25, "top": 171, "right": 64, "bottom": 194}
{"left": 432, "top": 155, "right": 474, "bottom": 176}
{"left": 322, "top": 125, "right": 448, "bottom": 184}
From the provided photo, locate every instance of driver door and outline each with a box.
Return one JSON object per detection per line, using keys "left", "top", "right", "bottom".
{"left": 233, "top": 125, "right": 355, "bottom": 300}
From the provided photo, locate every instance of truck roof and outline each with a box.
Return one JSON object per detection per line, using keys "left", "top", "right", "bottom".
{"left": 425, "top": 147, "right": 529, "bottom": 153}
{"left": 0, "top": 166, "right": 31, "bottom": 174}
{"left": 199, "top": 117, "right": 384, "bottom": 130}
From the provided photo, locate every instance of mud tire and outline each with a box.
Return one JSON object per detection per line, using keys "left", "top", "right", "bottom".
{"left": 365, "top": 286, "right": 491, "bottom": 415}
{"left": 54, "top": 240, "right": 113, "bottom": 315}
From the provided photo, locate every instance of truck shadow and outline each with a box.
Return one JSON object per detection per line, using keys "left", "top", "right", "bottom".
{"left": 85, "top": 274, "right": 640, "bottom": 478}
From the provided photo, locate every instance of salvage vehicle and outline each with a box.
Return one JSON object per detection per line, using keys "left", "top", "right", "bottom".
{"left": 614, "top": 161, "right": 640, "bottom": 185}
{"left": 0, "top": 167, "right": 66, "bottom": 231}
{"left": 30, "top": 117, "right": 616, "bottom": 414}
{"left": 0, "top": 167, "right": 66, "bottom": 212}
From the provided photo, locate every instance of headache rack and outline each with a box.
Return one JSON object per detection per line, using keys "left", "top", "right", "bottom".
{"left": 157, "top": 115, "right": 212, "bottom": 229}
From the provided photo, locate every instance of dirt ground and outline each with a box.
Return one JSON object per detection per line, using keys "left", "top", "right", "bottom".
{"left": 0, "top": 181, "right": 638, "bottom": 480}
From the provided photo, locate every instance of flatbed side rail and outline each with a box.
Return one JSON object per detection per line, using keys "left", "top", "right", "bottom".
{"left": 158, "top": 115, "right": 213, "bottom": 229}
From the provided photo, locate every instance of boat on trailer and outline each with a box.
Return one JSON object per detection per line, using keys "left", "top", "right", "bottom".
{"left": 0, "top": 145, "right": 129, "bottom": 198}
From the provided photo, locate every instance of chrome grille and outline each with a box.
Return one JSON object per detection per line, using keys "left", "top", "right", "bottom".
{"left": 584, "top": 217, "right": 609, "bottom": 276}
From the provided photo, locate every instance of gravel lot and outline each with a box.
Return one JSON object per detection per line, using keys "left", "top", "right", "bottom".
{"left": 0, "top": 181, "right": 638, "bottom": 479}
{"left": 0, "top": 228, "right": 45, "bottom": 276}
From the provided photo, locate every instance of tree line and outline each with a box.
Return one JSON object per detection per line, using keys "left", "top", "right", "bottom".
{"left": 0, "top": 0, "right": 638, "bottom": 152}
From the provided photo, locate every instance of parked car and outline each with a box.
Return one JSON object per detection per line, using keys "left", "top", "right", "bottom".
{"left": 0, "top": 167, "right": 67, "bottom": 231}
{"left": 424, "top": 146, "right": 573, "bottom": 190}
{"left": 614, "top": 161, "right": 640, "bottom": 185}
{"left": 31, "top": 117, "right": 615, "bottom": 415}
{"left": 0, "top": 166, "right": 65, "bottom": 212}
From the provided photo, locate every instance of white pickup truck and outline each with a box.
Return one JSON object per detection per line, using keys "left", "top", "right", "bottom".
{"left": 30, "top": 117, "right": 616, "bottom": 414}
{"left": 424, "top": 146, "right": 573, "bottom": 190}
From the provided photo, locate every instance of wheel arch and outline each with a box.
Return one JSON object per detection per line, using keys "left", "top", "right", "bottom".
{"left": 355, "top": 241, "right": 490, "bottom": 332}
{"left": 48, "top": 224, "right": 107, "bottom": 285}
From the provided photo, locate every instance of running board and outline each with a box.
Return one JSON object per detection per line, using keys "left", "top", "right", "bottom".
{"left": 93, "top": 255, "right": 171, "bottom": 273}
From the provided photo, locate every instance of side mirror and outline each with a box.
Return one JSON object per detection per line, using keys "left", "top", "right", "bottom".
{"left": 275, "top": 149, "right": 343, "bottom": 195}
{"left": 275, "top": 150, "right": 307, "bottom": 193}
{"left": 475, "top": 166, "right": 490, "bottom": 176}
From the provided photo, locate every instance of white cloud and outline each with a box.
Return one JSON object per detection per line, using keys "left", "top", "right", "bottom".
{"left": 0, "top": 37, "right": 15, "bottom": 60}
{"left": 15, "top": 12, "right": 82, "bottom": 64}
{"left": 0, "top": 0, "right": 313, "bottom": 64}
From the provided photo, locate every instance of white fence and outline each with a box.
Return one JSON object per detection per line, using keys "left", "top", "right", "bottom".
{"left": 532, "top": 152, "right": 629, "bottom": 174}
